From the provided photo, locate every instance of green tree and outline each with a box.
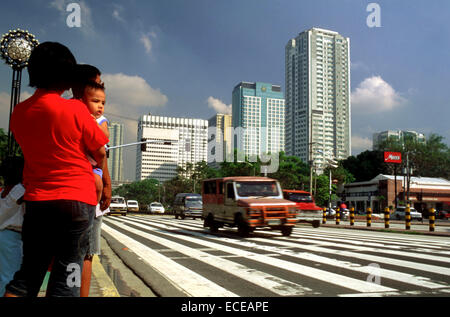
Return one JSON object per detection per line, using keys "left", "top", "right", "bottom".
{"left": 112, "top": 178, "right": 160, "bottom": 207}
{"left": 270, "top": 152, "right": 309, "bottom": 190}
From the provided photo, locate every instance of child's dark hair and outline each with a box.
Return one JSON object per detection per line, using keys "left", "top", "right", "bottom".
{"left": 72, "top": 64, "right": 102, "bottom": 99}
{"left": 0, "top": 156, "right": 24, "bottom": 186}
{"left": 84, "top": 80, "right": 105, "bottom": 93}
{"left": 27, "top": 42, "right": 77, "bottom": 91}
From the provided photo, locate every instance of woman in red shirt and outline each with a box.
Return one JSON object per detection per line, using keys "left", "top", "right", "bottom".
{"left": 4, "top": 42, "right": 108, "bottom": 297}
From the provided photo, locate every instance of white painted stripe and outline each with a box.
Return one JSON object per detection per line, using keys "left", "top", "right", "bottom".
{"left": 102, "top": 223, "right": 238, "bottom": 297}
{"left": 148, "top": 217, "right": 450, "bottom": 258}
{"left": 106, "top": 218, "right": 318, "bottom": 296}
{"left": 128, "top": 216, "right": 450, "bottom": 288}
{"left": 246, "top": 236, "right": 450, "bottom": 277}
{"left": 108, "top": 217, "right": 396, "bottom": 293}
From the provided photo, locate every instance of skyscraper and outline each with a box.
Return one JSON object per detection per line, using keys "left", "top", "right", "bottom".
{"left": 208, "top": 113, "right": 232, "bottom": 167}
{"left": 107, "top": 121, "right": 124, "bottom": 181}
{"left": 285, "top": 28, "right": 351, "bottom": 170}
{"left": 232, "top": 82, "right": 285, "bottom": 158}
{"left": 136, "top": 114, "right": 208, "bottom": 182}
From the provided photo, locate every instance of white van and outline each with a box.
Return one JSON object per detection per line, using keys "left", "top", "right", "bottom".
{"left": 109, "top": 196, "right": 127, "bottom": 216}
{"left": 127, "top": 200, "right": 139, "bottom": 212}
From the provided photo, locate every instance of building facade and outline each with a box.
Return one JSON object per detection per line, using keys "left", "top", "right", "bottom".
{"left": 136, "top": 114, "right": 208, "bottom": 182}
{"left": 107, "top": 121, "right": 124, "bottom": 181}
{"left": 285, "top": 28, "right": 351, "bottom": 170}
{"left": 232, "top": 82, "right": 285, "bottom": 158}
{"left": 341, "top": 174, "right": 450, "bottom": 213}
{"left": 373, "top": 130, "right": 426, "bottom": 150}
{"left": 208, "top": 113, "right": 232, "bottom": 167}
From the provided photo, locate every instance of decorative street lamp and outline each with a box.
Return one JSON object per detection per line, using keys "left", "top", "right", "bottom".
{"left": 0, "top": 28, "right": 39, "bottom": 156}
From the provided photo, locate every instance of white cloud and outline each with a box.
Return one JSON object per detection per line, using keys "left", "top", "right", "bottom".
{"left": 351, "top": 135, "right": 373, "bottom": 155}
{"left": 102, "top": 73, "right": 168, "bottom": 109}
{"left": 207, "top": 96, "right": 231, "bottom": 115}
{"left": 351, "top": 76, "right": 407, "bottom": 113}
{"left": 140, "top": 32, "right": 157, "bottom": 55}
{"left": 112, "top": 4, "right": 125, "bottom": 23}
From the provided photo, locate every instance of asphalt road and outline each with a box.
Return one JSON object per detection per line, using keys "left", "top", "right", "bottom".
{"left": 99, "top": 214, "right": 450, "bottom": 298}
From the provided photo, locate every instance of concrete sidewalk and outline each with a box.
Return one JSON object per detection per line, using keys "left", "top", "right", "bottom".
{"left": 37, "top": 254, "right": 120, "bottom": 297}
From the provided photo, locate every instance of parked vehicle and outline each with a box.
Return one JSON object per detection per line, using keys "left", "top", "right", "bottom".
{"left": 437, "top": 210, "right": 450, "bottom": 220}
{"left": 126, "top": 200, "right": 139, "bottom": 212}
{"left": 282, "top": 190, "right": 322, "bottom": 228}
{"left": 109, "top": 196, "right": 127, "bottom": 216}
{"left": 202, "top": 177, "right": 298, "bottom": 237}
{"left": 148, "top": 202, "right": 165, "bottom": 214}
{"left": 173, "top": 193, "right": 203, "bottom": 219}
{"left": 392, "top": 206, "right": 423, "bottom": 221}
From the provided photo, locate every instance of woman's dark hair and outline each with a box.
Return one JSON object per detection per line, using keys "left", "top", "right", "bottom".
{"left": 27, "top": 42, "right": 77, "bottom": 91}
{"left": 72, "top": 64, "right": 101, "bottom": 99}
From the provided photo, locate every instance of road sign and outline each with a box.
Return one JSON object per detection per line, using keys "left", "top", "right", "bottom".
{"left": 384, "top": 151, "right": 402, "bottom": 164}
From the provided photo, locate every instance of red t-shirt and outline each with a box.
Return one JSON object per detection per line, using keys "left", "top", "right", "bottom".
{"left": 10, "top": 89, "right": 109, "bottom": 205}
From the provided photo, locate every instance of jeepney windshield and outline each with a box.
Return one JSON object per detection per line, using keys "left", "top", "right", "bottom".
{"left": 286, "top": 192, "right": 313, "bottom": 203}
{"left": 185, "top": 197, "right": 202, "bottom": 208}
{"left": 235, "top": 181, "right": 279, "bottom": 197}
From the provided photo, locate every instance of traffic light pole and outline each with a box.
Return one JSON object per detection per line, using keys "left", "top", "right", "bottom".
{"left": 107, "top": 139, "right": 172, "bottom": 150}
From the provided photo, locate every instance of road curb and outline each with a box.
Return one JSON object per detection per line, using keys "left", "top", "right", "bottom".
{"left": 91, "top": 255, "right": 121, "bottom": 297}
{"left": 101, "top": 230, "right": 188, "bottom": 297}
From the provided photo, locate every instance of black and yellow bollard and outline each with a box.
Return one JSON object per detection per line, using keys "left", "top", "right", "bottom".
{"left": 366, "top": 207, "right": 372, "bottom": 227}
{"left": 336, "top": 207, "right": 341, "bottom": 225}
{"left": 384, "top": 207, "right": 390, "bottom": 229}
{"left": 405, "top": 204, "right": 411, "bottom": 230}
{"left": 429, "top": 208, "right": 435, "bottom": 232}
{"left": 322, "top": 208, "right": 327, "bottom": 224}
{"left": 350, "top": 207, "right": 355, "bottom": 226}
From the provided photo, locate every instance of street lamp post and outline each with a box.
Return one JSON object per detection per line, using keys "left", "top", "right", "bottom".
{"left": 317, "top": 150, "right": 338, "bottom": 210}
{"left": 1, "top": 29, "right": 39, "bottom": 157}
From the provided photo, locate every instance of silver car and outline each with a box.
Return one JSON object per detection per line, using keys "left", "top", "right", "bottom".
{"left": 392, "top": 206, "right": 423, "bottom": 221}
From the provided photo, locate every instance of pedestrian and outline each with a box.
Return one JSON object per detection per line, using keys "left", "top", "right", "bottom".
{"left": 72, "top": 64, "right": 111, "bottom": 212}
{"left": 72, "top": 66, "right": 111, "bottom": 297}
{"left": 4, "top": 42, "right": 108, "bottom": 297}
{"left": 0, "top": 157, "right": 25, "bottom": 296}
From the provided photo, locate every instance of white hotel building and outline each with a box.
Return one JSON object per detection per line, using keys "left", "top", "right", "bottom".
{"left": 136, "top": 114, "right": 208, "bottom": 182}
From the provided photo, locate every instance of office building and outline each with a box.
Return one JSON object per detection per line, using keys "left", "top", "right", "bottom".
{"left": 107, "top": 122, "right": 124, "bottom": 181}
{"left": 285, "top": 27, "right": 351, "bottom": 170}
{"left": 373, "top": 130, "right": 426, "bottom": 150}
{"left": 208, "top": 113, "right": 232, "bottom": 167}
{"left": 136, "top": 114, "right": 208, "bottom": 182}
{"left": 232, "top": 82, "right": 285, "bottom": 157}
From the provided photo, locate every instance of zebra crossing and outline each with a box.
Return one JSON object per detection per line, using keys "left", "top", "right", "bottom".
{"left": 102, "top": 215, "right": 450, "bottom": 297}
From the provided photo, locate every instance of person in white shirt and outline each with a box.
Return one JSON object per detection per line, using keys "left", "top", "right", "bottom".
{"left": 0, "top": 157, "right": 25, "bottom": 296}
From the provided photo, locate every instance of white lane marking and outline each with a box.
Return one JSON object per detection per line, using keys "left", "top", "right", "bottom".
{"left": 105, "top": 218, "right": 318, "bottom": 296}
{"left": 108, "top": 217, "right": 396, "bottom": 294}
{"left": 102, "top": 223, "right": 238, "bottom": 297}
{"left": 128, "top": 216, "right": 449, "bottom": 289}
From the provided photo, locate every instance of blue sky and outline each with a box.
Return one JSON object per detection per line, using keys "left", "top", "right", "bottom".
{"left": 1, "top": 0, "right": 449, "bottom": 180}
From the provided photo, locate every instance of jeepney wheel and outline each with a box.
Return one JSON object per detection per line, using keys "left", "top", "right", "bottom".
{"left": 312, "top": 220, "right": 320, "bottom": 228}
{"left": 281, "top": 226, "right": 293, "bottom": 236}
{"left": 175, "top": 214, "right": 179, "bottom": 219}
{"left": 236, "top": 214, "right": 250, "bottom": 237}
{"left": 205, "top": 214, "right": 219, "bottom": 233}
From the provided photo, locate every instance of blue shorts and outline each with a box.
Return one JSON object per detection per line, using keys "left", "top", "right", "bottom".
{"left": 0, "top": 229, "right": 23, "bottom": 296}
{"left": 93, "top": 168, "right": 103, "bottom": 177}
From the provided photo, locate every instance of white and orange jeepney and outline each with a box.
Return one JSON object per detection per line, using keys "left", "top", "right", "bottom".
{"left": 202, "top": 176, "right": 298, "bottom": 237}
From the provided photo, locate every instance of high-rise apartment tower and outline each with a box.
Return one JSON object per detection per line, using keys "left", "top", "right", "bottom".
{"left": 285, "top": 28, "right": 351, "bottom": 169}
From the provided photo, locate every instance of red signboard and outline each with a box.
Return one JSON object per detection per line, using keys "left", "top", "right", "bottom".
{"left": 384, "top": 151, "right": 402, "bottom": 164}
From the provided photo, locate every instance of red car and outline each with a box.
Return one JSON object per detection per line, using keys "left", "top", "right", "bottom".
{"left": 283, "top": 190, "right": 322, "bottom": 228}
